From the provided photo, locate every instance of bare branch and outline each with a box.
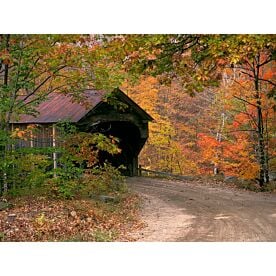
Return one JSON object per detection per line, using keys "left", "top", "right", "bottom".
{"left": 258, "top": 57, "right": 273, "bottom": 68}
{"left": 21, "top": 56, "right": 40, "bottom": 82}
{"left": 6, "top": 41, "right": 25, "bottom": 123}
{"left": 22, "top": 65, "right": 67, "bottom": 101}
{"left": 231, "top": 108, "right": 257, "bottom": 126}
{"left": 233, "top": 95, "right": 258, "bottom": 108}
{"left": 19, "top": 84, "right": 68, "bottom": 109}
{"left": 224, "top": 129, "right": 257, "bottom": 134}
{"left": 232, "top": 79, "right": 249, "bottom": 89}
{"left": 244, "top": 58, "right": 254, "bottom": 71}
{"left": 22, "top": 75, "right": 52, "bottom": 101}
{"left": 240, "top": 70, "right": 255, "bottom": 79}
{"left": 258, "top": 78, "right": 276, "bottom": 87}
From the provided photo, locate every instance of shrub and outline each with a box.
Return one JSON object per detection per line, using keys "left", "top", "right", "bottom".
{"left": 82, "top": 163, "right": 127, "bottom": 196}
{"left": 44, "top": 178, "right": 82, "bottom": 199}
{"left": 1, "top": 121, "right": 124, "bottom": 199}
{"left": 3, "top": 152, "right": 51, "bottom": 196}
{"left": 43, "top": 162, "right": 126, "bottom": 199}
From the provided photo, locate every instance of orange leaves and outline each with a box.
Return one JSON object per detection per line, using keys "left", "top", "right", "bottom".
{"left": 218, "top": 133, "right": 258, "bottom": 179}
{"left": 0, "top": 49, "right": 12, "bottom": 65}
{"left": 197, "top": 133, "right": 220, "bottom": 169}
{"left": 11, "top": 124, "right": 38, "bottom": 140}
{"left": 14, "top": 129, "right": 25, "bottom": 139}
{"left": 146, "top": 53, "right": 157, "bottom": 61}
{"left": 198, "top": 133, "right": 219, "bottom": 148}
{"left": 120, "top": 35, "right": 274, "bottom": 180}
{"left": 263, "top": 69, "right": 274, "bottom": 80}
{"left": 197, "top": 126, "right": 259, "bottom": 179}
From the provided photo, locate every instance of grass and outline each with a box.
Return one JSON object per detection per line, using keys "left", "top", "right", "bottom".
{"left": 90, "top": 229, "right": 118, "bottom": 242}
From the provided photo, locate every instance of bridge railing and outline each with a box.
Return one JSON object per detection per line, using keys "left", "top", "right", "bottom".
{"left": 137, "top": 165, "right": 193, "bottom": 181}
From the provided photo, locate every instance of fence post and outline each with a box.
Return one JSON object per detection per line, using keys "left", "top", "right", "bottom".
{"left": 52, "top": 125, "right": 57, "bottom": 178}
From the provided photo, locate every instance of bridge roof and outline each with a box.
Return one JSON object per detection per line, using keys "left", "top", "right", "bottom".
{"left": 10, "top": 89, "right": 153, "bottom": 124}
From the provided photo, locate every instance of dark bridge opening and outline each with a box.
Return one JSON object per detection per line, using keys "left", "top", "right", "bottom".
{"left": 89, "top": 121, "right": 146, "bottom": 176}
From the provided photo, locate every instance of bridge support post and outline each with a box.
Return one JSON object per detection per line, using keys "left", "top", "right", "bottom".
{"left": 138, "top": 165, "right": 142, "bottom": 177}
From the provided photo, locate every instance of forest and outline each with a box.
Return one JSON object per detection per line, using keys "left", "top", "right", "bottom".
{"left": 0, "top": 34, "right": 275, "bottom": 241}
{"left": 116, "top": 35, "right": 276, "bottom": 187}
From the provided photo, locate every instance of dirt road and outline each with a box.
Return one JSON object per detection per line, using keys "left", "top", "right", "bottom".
{"left": 127, "top": 177, "right": 276, "bottom": 241}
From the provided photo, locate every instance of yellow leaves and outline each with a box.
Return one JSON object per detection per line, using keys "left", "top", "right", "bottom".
{"left": 122, "top": 76, "right": 159, "bottom": 115}
{"left": 195, "top": 68, "right": 210, "bottom": 82}
{"left": 35, "top": 213, "right": 47, "bottom": 227}
{"left": 230, "top": 54, "right": 241, "bottom": 64}
{"left": 196, "top": 74, "right": 209, "bottom": 81}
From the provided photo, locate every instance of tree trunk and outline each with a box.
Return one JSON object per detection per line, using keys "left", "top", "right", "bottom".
{"left": 254, "top": 57, "right": 268, "bottom": 187}
{"left": 2, "top": 34, "right": 10, "bottom": 194}
{"left": 214, "top": 112, "right": 225, "bottom": 175}
{"left": 256, "top": 102, "right": 266, "bottom": 187}
{"left": 264, "top": 114, "right": 270, "bottom": 183}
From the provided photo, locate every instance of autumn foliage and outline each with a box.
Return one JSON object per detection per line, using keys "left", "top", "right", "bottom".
{"left": 123, "top": 70, "right": 275, "bottom": 181}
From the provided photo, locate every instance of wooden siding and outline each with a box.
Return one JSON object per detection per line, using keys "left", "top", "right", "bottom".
{"left": 12, "top": 124, "right": 55, "bottom": 149}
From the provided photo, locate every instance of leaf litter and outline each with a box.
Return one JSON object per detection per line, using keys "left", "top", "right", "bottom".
{"left": 0, "top": 194, "right": 143, "bottom": 242}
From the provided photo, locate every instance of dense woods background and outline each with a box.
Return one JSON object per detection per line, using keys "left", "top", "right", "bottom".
{"left": 0, "top": 34, "right": 275, "bottom": 196}
{"left": 111, "top": 35, "right": 276, "bottom": 187}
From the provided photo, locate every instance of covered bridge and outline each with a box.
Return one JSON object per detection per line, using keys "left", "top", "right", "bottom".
{"left": 10, "top": 88, "right": 153, "bottom": 176}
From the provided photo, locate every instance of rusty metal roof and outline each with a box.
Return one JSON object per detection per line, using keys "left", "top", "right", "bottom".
{"left": 11, "top": 89, "right": 107, "bottom": 124}
{"left": 10, "top": 88, "right": 153, "bottom": 124}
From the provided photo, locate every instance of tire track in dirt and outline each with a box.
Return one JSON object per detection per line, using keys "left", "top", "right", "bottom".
{"left": 127, "top": 177, "right": 276, "bottom": 242}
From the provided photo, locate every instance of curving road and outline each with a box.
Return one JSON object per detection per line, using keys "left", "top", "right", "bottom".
{"left": 127, "top": 177, "right": 276, "bottom": 241}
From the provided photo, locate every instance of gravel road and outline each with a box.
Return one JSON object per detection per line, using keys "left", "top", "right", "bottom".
{"left": 127, "top": 177, "right": 276, "bottom": 241}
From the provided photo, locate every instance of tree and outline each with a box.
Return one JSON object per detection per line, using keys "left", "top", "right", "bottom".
{"left": 0, "top": 35, "right": 96, "bottom": 129}
{"left": 200, "top": 35, "right": 275, "bottom": 186}
{"left": 0, "top": 34, "right": 115, "bottom": 193}
{"left": 101, "top": 34, "right": 276, "bottom": 186}
{"left": 122, "top": 76, "right": 200, "bottom": 175}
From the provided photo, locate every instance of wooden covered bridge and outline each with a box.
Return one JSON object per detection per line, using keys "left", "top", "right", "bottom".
{"left": 10, "top": 88, "right": 153, "bottom": 176}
